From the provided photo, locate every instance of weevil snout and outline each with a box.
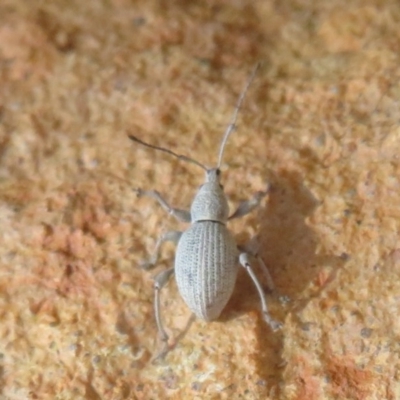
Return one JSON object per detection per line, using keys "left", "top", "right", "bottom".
{"left": 205, "top": 168, "right": 221, "bottom": 183}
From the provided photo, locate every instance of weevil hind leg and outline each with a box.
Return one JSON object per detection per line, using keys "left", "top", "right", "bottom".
{"left": 153, "top": 267, "right": 196, "bottom": 361}
{"left": 254, "top": 254, "right": 275, "bottom": 292}
{"left": 140, "top": 230, "right": 182, "bottom": 270}
{"left": 238, "top": 252, "right": 282, "bottom": 331}
{"left": 153, "top": 267, "right": 174, "bottom": 356}
{"left": 135, "top": 189, "right": 191, "bottom": 222}
{"left": 238, "top": 238, "right": 275, "bottom": 292}
{"left": 153, "top": 313, "right": 197, "bottom": 362}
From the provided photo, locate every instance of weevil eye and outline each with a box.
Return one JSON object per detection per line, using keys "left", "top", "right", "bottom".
{"left": 219, "top": 184, "right": 224, "bottom": 189}
{"left": 216, "top": 169, "right": 221, "bottom": 176}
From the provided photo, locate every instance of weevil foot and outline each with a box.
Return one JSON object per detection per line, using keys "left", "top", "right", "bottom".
{"left": 133, "top": 188, "right": 144, "bottom": 198}
{"left": 150, "top": 331, "right": 171, "bottom": 363}
{"left": 151, "top": 340, "right": 172, "bottom": 363}
{"left": 263, "top": 314, "right": 283, "bottom": 331}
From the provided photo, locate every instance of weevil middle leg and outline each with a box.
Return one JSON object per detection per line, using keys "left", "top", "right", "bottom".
{"left": 140, "top": 230, "right": 183, "bottom": 270}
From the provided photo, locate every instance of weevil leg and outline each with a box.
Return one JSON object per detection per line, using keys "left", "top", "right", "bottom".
{"left": 253, "top": 254, "right": 275, "bottom": 292}
{"left": 153, "top": 312, "right": 197, "bottom": 362}
{"left": 135, "top": 189, "right": 191, "bottom": 222}
{"left": 228, "top": 187, "right": 269, "bottom": 220}
{"left": 140, "top": 230, "right": 182, "bottom": 270}
{"left": 238, "top": 240, "right": 275, "bottom": 291}
{"left": 238, "top": 252, "right": 282, "bottom": 331}
{"left": 154, "top": 267, "right": 175, "bottom": 347}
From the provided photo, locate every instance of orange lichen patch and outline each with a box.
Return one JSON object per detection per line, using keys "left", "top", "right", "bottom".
{"left": 0, "top": 13, "right": 57, "bottom": 81}
{"left": 0, "top": 180, "right": 43, "bottom": 208}
{"left": 42, "top": 224, "right": 70, "bottom": 253}
{"left": 42, "top": 224, "right": 99, "bottom": 261}
{"left": 29, "top": 296, "right": 56, "bottom": 317}
{"left": 67, "top": 229, "right": 97, "bottom": 260}
{"left": 315, "top": 268, "right": 337, "bottom": 289}
{"left": 41, "top": 183, "right": 115, "bottom": 255}
{"left": 56, "top": 261, "right": 98, "bottom": 298}
{"left": 292, "top": 356, "right": 322, "bottom": 400}
{"left": 327, "top": 354, "right": 374, "bottom": 400}
{"left": 69, "top": 184, "right": 114, "bottom": 241}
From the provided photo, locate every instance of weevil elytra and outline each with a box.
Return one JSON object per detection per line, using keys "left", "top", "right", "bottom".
{"left": 129, "top": 65, "right": 282, "bottom": 353}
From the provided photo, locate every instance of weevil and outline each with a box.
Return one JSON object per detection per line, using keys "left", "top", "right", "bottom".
{"left": 129, "top": 65, "right": 282, "bottom": 353}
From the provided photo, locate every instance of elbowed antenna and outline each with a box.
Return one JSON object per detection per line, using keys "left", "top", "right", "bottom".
{"left": 127, "top": 133, "right": 207, "bottom": 171}
{"left": 217, "top": 63, "right": 260, "bottom": 169}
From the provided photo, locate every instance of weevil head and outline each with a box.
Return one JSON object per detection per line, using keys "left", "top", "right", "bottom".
{"left": 190, "top": 168, "right": 229, "bottom": 223}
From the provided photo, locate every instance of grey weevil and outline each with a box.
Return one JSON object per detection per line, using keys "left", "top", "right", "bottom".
{"left": 128, "top": 66, "right": 282, "bottom": 352}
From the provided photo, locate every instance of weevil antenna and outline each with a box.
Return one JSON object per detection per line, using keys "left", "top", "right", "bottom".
{"left": 217, "top": 63, "right": 260, "bottom": 168}
{"left": 128, "top": 133, "right": 208, "bottom": 171}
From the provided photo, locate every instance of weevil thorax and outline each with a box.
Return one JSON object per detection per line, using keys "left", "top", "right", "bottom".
{"left": 190, "top": 168, "right": 229, "bottom": 224}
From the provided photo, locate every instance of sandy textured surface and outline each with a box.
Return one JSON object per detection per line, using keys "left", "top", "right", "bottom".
{"left": 0, "top": 0, "right": 400, "bottom": 399}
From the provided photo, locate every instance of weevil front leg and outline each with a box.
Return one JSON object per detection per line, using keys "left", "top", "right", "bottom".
{"left": 239, "top": 252, "right": 282, "bottom": 331}
{"left": 135, "top": 189, "right": 191, "bottom": 222}
{"left": 228, "top": 187, "right": 269, "bottom": 220}
{"left": 140, "top": 230, "right": 182, "bottom": 270}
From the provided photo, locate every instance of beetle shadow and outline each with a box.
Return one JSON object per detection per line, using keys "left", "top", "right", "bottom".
{"left": 220, "top": 168, "right": 348, "bottom": 387}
